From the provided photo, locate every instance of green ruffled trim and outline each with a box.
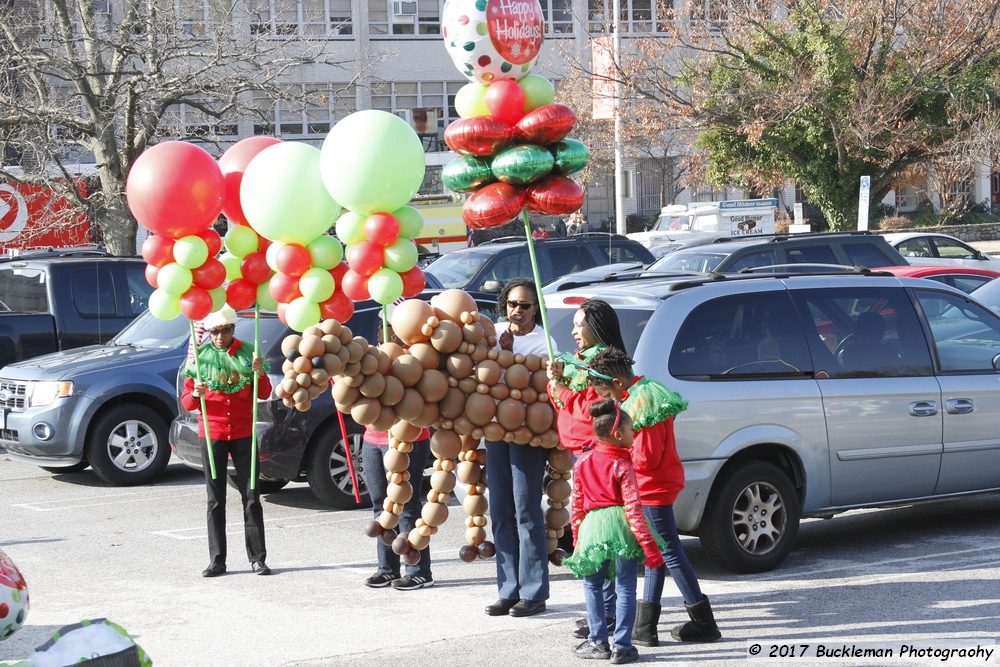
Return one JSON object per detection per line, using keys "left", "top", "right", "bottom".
{"left": 562, "top": 506, "right": 666, "bottom": 580}
{"left": 181, "top": 342, "right": 269, "bottom": 394}
{"left": 557, "top": 344, "right": 606, "bottom": 392}
{"left": 622, "top": 377, "right": 687, "bottom": 429}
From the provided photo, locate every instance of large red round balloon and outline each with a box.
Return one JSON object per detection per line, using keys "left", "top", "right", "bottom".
{"left": 347, "top": 241, "right": 385, "bottom": 277}
{"left": 485, "top": 80, "right": 527, "bottom": 125}
{"left": 525, "top": 176, "right": 586, "bottom": 216}
{"left": 462, "top": 182, "right": 526, "bottom": 229}
{"left": 319, "top": 291, "right": 355, "bottom": 322}
{"left": 141, "top": 235, "right": 175, "bottom": 268}
{"left": 399, "top": 266, "right": 426, "bottom": 298}
{"left": 329, "top": 261, "right": 349, "bottom": 288}
{"left": 516, "top": 104, "right": 577, "bottom": 146}
{"left": 145, "top": 264, "right": 159, "bottom": 289}
{"left": 240, "top": 252, "right": 272, "bottom": 285}
{"left": 364, "top": 213, "right": 401, "bottom": 247}
{"left": 197, "top": 229, "right": 223, "bottom": 258}
{"left": 276, "top": 243, "right": 312, "bottom": 277}
{"left": 268, "top": 271, "right": 302, "bottom": 304}
{"left": 226, "top": 278, "right": 257, "bottom": 310}
{"left": 444, "top": 117, "right": 516, "bottom": 157}
{"left": 191, "top": 257, "right": 227, "bottom": 290}
{"left": 340, "top": 269, "right": 371, "bottom": 301}
{"left": 218, "top": 137, "right": 282, "bottom": 226}
{"left": 126, "top": 142, "right": 224, "bottom": 238}
{"left": 180, "top": 286, "right": 213, "bottom": 321}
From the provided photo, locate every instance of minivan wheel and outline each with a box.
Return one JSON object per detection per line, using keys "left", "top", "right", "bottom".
{"left": 306, "top": 427, "right": 370, "bottom": 509}
{"left": 699, "top": 460, "right": 800, "bottom": 573}
{"left": 86, "top": 404, "right": 171, "bottom": 486}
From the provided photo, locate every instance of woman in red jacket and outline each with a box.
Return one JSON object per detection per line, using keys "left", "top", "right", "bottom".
{"left": 181, "top": 306, "right": 272, "bottom": 578}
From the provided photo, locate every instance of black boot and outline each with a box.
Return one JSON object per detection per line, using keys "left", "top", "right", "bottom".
{"left": 671, "top": 595, "right": 721, "bottom": 643}
{"left": 632, "top": 600, "right": 661, "bottom": 647}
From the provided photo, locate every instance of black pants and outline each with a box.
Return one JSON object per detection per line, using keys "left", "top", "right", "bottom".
{"left": 204, "top": 437, "right": 266, "bottom": 565}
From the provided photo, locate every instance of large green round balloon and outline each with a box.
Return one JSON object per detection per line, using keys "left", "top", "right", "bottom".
{"left": 383, "top": 238, "right": 418, "bottom": 272}
{"left": 173, "top": 236, "right": 209, "bottom": 269}
{"left": 392, "top": 206, "right": 424, "bottom": 240}
{"left": 225, "top": 225, "right": 259, "bottom": 258}
{"left": 219, "top": 252, "right": 242, "bottom": 281}
{"left": 492, "top": 145, "right": 555, "bottom": 186}
{"left": 256, "top": 281, "right": 278, "bottom": 311}
{"left": 158, "top": 262, "right": 193, "bottom": 296}
{"left": 519, "top": 75, "right": 556, "bottom": 112}
{"left": 149, "top": 289, "right": 181, "bottom": 320}
{"left": 241, "top": 142, "right": 341, "bottom": 245}
{"left": 298, "top": 267, "right": 335, "bottom": 302}
{"left": 550, "top": 139, "right": 590, "bottom": 176}
{"left": 209, "top": 287, "right": 227, "bottom": 312}
{"left": 455, "top": 82, "right": 489, "bottom": 118}
{"left": 320, "top": 110, "right": 425, "bottom": 216}
{"left": 335, "top": 211, "right": 367, "bottom": 246}
{"left": 285, "top": 297, "right": 321, "bottom": 332}
{"left": 308, "top": 235, "right": 343, "bottom": 270}
{"left": 368, "top": 268, "right": 404, "bottom": 305}
{"left": 442, "top": 155, "right": 495, "bottom": 193}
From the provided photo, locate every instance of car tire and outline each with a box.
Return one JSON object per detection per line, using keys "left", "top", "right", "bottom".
{"left": 226, "top": 475, "right": 290, "bottom": 494}
{"left": 699, "top": 460, "right": 800, "bottom": 573}
{"left": 41, "top": 460, "right": 89, "bottom": 474}
{"left": 306, "top": 427, "right": 370, "bottom": 509}
{"left": 86, "top": 404, "right": 171, "bottom": 486}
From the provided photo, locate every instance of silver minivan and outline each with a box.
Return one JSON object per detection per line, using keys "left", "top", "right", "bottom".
{"left": 545, "top": 271, "right": 1000, "bottom": 572}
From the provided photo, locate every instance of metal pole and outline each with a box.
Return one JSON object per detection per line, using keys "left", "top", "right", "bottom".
{"left": 612, "top": 0, "right": 627, "bottom": 236}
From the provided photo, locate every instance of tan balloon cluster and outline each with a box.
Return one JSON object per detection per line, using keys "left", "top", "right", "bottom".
{"left": 273, "top": 319, "right": 354, "bottom": 411}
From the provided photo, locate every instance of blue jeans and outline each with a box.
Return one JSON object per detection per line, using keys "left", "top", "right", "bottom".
{"left": 361, "top": 438, "right": 431, "bottom": 578}
{"left": 584, "top": 557, "right": 638, "bottom": 650}
{"left": 642, "top": 504, "right": 702, "bottom": 605}
{"left": 485, "top": 439, "right": 549, "bottom": 602}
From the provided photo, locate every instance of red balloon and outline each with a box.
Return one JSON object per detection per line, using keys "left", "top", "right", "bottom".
{"left": 141, "top": 235, "right": 175, "bottom": 267}
{"left": 340, "top": 269, "right": 371, "bottom": 301}
{"left": 276, "top": 243, "right": 312, "bottom": 277}
{"left": 268, "top": 271, "right": 302, "bottom": 304}
{"left": 240, "top": 252, "right": 272, "bottom": 285}
{"left": 144, "top": 264, "right": 159, "bottom": 289}
{"left": 330, "top": 261, "right": 349, "bottom": 288}
{"left": 364, "top": 213, "right": 401, "bottom": 247}
{"left": 126, "top": 142, "right": 224, "bottom": 238}
{"left": 485, "top": 80, "right": 527, "bottom": 125}
{"left": 319, "top": 291, "right": 355, "bottom": 322}
{"left": 462, "top": 182, "right": 526, "bottom": 229}
{"left": 218, "top": 137, "right": 282, "bottom": 226}
{"left": 516, "top": 104, "right": 577, "bottom": 146}
{"left": 191, "top": 257, "right": 227, "bottom": 290}
{"left": 226, "top": 278, "right": 257, "bottom": 310}
{"left": 347, "top": 241, "right": 385, "bottom": 277}
{"left": 444, "top": 117, "right": 516, "bottom": 157}
{"left": 399, "top": 266, "right": 426, "bottom": 298}
{"left": 525, "top": 176, "right": 586, "bottom": 216}
{"left": 179, "top": 286, "right": 213, "bottom": 321}
{"left": 276, "top": 303, "right": 288, "bottom": 326}
{"left": 197, "top": 229, "right": 223, "bottom": 257}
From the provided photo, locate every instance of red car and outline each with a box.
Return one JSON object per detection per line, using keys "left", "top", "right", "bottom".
{"left": 873, "top": 265, "right": 1000, "bottom": 294}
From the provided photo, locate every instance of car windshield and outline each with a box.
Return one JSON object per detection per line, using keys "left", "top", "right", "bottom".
{"left": 649, "top": 251, "right": 729, "bottom": 273}
{"left": 0, "top": 266, "right": 48, "bottom": 312}
{"left": 972, "top": 277, "right": 1000, "bottom": 314}
{"left": 425, "top": 251, "right": 492, "bottom": 289}
{"left": 652, "top": 214, "right": 691, "bottom": 232}
{"left": 111, "top": 311, "right": 190, "bottom": 348}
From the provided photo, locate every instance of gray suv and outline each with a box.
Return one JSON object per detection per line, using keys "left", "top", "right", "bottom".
{"left": 545, "top": 270, "right": 1000, "bottom": 572}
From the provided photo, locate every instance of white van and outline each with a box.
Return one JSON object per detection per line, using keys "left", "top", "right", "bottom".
{"left": 628, "top": 199, "right": 777, "bottom": 255}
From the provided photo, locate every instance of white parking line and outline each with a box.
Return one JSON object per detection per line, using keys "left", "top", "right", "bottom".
{"left": 13, "top": 490, "right": 205, "bottom": 511}
{"left": 151, "top": 512, "right": 359, "bottom": 540}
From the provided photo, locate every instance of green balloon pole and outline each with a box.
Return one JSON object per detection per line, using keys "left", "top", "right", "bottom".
{"left": 250, "top": 304, "right": 260, "bottom": 491}
{"left": 520, "top": 209, "right": 556, "bottom": 363}
{"left": 189, "top": 320, "right": 217, "bottom": 480}
{"left": 382, "top": 304, "right": 389, "bottom": 344}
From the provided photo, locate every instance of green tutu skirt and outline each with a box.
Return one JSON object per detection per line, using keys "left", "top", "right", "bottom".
{"left": 562, "top": 506, "right": 666, "bottom": 580}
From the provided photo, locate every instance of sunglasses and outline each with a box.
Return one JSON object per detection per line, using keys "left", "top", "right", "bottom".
{"left": 507, "top": 301, "right": 536, "bottom": 310}
{"left": 208, "top": 326, "right": 234, "bottom": 336}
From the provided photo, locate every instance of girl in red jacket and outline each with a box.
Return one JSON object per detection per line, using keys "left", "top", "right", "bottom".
{"left": 587, "top": 347, "right": 721, "bottom": 646}
{"left": 563, "top": 398, "right": 664, "bottom": 665}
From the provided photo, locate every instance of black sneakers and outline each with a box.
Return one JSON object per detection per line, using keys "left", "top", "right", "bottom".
{"left": 610, "top": 647, "right": 639, "bottom": 664}
{"left": 201, "top": 563, "right": 226, "bottom": 578}
{"left": 572, "top": 640, "right": 612, "bottom": 660}
{"left": 392, "top": 574, "right": 434, "bottom": 591}
{"left": 251, "top": 561, "right": 271, "bottom": 576}
{"left": 365, "top": 571, "right": 400, "bottom": 588}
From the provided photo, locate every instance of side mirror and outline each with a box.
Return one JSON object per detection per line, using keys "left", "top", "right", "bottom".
{"left": 481, "top": 280, "right": 503, "bottom": 293}
{"left": 993, "top": 353, "right": 1000, "bottom": 370}
{"left": 977, "top": 251, "right": 990, "bottom": 261}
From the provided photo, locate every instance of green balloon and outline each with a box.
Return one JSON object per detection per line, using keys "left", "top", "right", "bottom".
{"left": 455, "top": 82, "right": 490, "bottom": 117}
{"left": 209, "top": 287, "right": 227, "bottom": 312}
{"left": 550, "top": 139, "right": 590, "bottom": 175}
{"left": 492, "top": 145, "right": 555, "bottom": 185}
{"left": 256, "top": 281, "right": 278, "bottom": 311}
{"left": 320, "top": 110, "right": 425, "bottom": 217}
{"left": 241, "top": 142, "right": 341, "bottom": 245}
{"left": 308, "top": 235, "right": 344, "bottom": 270}
{"left": 220, "top": 252, "right": 242, "bottom": 281}
{"left": 285, "top": 297, "right": 321, "bottom": 332}
{"left": 335, "top": 211, "right": 367, "bottom": 247}
{"left": 392, "top": 206, "right": 424, "bottom": 240}
{"left": 173, "top": 236, "right": 209, "bottom": 269}
{"left": 149, "top": 289, "right": 181, "bottom": 320}
{"left": 368, "top": 268, "right": 404, "bottom": 305}
{"left": 519, "top": 75, "right": 556, "bottom": 112}
{"left": 299, "top": 267, "right": 335, "bottom": 302}
{"left": 225, "top": 225, "right": 259, "bottom": 258}
{"left": 442, "top": 155, "right": 496, "bottom": 193}
{"left": 383, "top": 238, "right": 418, "bottom": 272}
{"left": 158, "top": 262, "right": 193, "bottom": 296}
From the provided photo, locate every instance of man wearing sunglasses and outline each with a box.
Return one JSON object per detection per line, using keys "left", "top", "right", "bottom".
{"left": 180, "top": 306, "right": 272, "bottom": 578}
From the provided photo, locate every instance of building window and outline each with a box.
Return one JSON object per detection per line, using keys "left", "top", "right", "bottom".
{"left": 371, "top": 81, "right": 465, "bottom": 131}
{"left": 253, "top": 84, "right": 356, "bottom": 137}
{"left": 540, "top": 0, "right": 573, "bottom": 34}
{"left": 248, "top": 0, "right": 353, "bottom": 36}
{"left": 177, "top": 0, "right": 231, "bottom": 32}
{"left": 161, "top": 98, "right": 239, "bottom": 140}
{"left": 369, "top": 0, "right": 440, "bottom": 36}
{"left": 589, "top": 0, "right": 673, "bottom": 33}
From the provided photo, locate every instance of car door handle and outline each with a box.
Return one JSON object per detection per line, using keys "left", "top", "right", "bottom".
{"left": 908, "top": 400, "right": 938, "bottom": 417}
{"left": 945, "top": 398, "right": 974, "bottom": 414}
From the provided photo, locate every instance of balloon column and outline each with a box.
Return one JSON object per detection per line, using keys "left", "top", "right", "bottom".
{"left": 0, "top": 548, "right": 28, "bottom": 641}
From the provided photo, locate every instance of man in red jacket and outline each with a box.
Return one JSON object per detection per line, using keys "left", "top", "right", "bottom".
{"left": 181, "top": 306, "right": 273, "bottom": 578}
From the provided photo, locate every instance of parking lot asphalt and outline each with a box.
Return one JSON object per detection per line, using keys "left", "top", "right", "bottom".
{"left": 2, "top": 452, "right": 1000, "bottom": 667}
